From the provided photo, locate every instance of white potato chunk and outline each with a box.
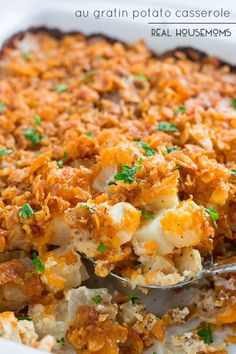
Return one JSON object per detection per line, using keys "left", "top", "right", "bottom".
{"left": 0, "top": 312, "right": 38, "bottom": 345}
{"left": 148, "top": 192, "right": 179, "bottom": 210}
{"left": 141, "top": 255, "right": 177, "bottom": 274}
{"left": 66, "top": 286, "right": 117, "bottom": 322}
{"left": 105, "top": 202, "right": 141, "bottom": 247}
{"left": 29, "top": 302, "right": 67, "bottom": 339}
{"left": 160, "top": 200, "right": 207, "bottom": 248}
{"left": 93, "top": 166, "right": 117, "bottom": 192}
{"left": 175, "top": 247, "right": 202, "bottom": 276}
{"left": 48, "top": 216, "right": 75, "bottom": 246}
{"left": 134, "top": 211, "right": 175, "bottom": 255}
{"left": 136, "top": 255, "right": 183, "bottom": 286}
{"left": 41, "top": 246, "right": 88, "bottom": 293}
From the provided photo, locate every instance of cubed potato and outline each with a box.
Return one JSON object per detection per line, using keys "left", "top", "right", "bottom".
{"left": 134, "top": 211, "right": 175, "bottom": 255}
{"left": 160, "top": 200, "right": 207, "bottom": 248}
{"left": 93, "top": 166, "right": 117, "bottom": 193}
{"left": 175, "top": 247, "right": 202, "bottom": 275}
{"left": 105, "top": 202, "right": 141, "bottom": 247}
{"left": 41, "top": 246, "right": 88, "bottom": 293}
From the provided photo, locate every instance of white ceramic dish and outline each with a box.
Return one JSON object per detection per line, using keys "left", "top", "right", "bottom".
{"left": 0, "top": 0, "right": 236, "bottom": 353}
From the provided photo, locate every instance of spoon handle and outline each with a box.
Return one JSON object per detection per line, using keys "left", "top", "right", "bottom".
{"left": 205, "top": 262, "right": 236, "bottom": 276}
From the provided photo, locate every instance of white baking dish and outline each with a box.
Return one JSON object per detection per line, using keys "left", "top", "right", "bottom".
{"left": 0, "top": 0, "right": 235, "bottom": 353}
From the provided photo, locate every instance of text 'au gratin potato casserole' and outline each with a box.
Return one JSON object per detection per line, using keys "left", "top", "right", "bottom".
{"left": 0, "top": 29, "right": 235, "bottom": 353}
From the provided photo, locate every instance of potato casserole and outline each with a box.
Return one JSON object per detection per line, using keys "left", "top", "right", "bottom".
{"left": 0, "top": 29, "right": 235, "bottom": 353}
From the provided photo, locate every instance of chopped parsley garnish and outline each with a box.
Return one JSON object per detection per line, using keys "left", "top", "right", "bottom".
{"left": 32, "top": 251, "right": 45, "bottom": 273}
{"left": 231, "top": 169, "right": 236, "bottom": 176}
{"left": 56, "top": 337, "right": 65, "bottom": 345}
{"left": 137, "top": 141, "right": 155, "bottom": 157}
{"left": 23, "top": 127, "right": 43, "bottom": 145}
{"left": 97, "top": 244, "right": 108, "bottom": 253}
{"left": 19, "top": 203, "right": 35, "bottom": 219}
{"left": 203, "top": 207, "right": 219, "bottom": 227}
{"left": 165, "top": 146, "right": 181, "bottom": 154}
{"left": 114, "top": 164, "right": 142, "bottom": 184}
{"left": 153, "top": 352, "right": 157, "bottom": 354}
{"left": 141, "top": 210, "right": 154, "bottom": 220}
{"left": 57, "top": 151, "right": 68, "bottom": 168}
{"left": 130, "top": 295, "right": 139, "bottom": 304}
{"left": 34, "top": 115, "right": 42, "bottom": 126}
{"left": 231, "top": 98, "right": 236, "bottom": 109}
{"left": 17, "top": 315, "right": 32, "bottom": 321}
{"left": 157, "top": 122, "right": 179, "bottom": 132}
{"left": 197, "top": 322, "right": 213, "bottom": 344}
{"left": 175, "top": 105, "right": 187, "bottom": 114}
{"left": 138, "top": 157, "right": 143, "bottom": 164}
{"left": 108, "top": 181, "right": 117, "bottom": 186}
{"left": 86, "top": 131, "right": 94, "bottom": 138}
{"left": 0, "top": 102, "right": 6, "bottom": 111}
{"left": 174, "top": 165, "right": 182, "bottom": 170}
{"left": 21, "top": 51, "right": 33, "bottom": 60}
{"left": 0, "top": 329, "right": 4, "bottom": 336}
{"left": 55, "top": 83, "right": 68, "bottom": 93}
{"left": 130, "top": 74, "right": 148, "bottom": 82}
{"left": 92, "top": 295, "right": 103, "bottom": 304}
{"left": 81, "top": 70, "right": 97, "bottom": 82}
{"left": 79, "top": 202, "right": 96, "bottom": 213}
{"left": 0, "top": 148, "right": 14, "bottom": 156}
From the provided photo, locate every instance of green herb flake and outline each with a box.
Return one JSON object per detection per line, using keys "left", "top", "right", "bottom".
{"left": 114, "top": 164, "right": 142, "bottom": 184}
{"left": 137, "top": 141, "right": 155, "bottom": 157}
{"left": 174, "top": 165, "right": 182, "bottom": 171}
{"left": 203, "top": 207, "right": 219, "bottom": 227}
{"left": 108, "top": 181, "right": 117, "bottom": 186}
{"left": 153, "top": 352, "right": 157, "bottom": 354}
{"left": 166, "top": 146, "right": 181, "bottom": 154}
{"left": 0, "top": 148, "right": 14, "bottom": 157}
{"left": 86, "top": 131, "right": 94, "bottom": 138}
{"left": 32, "top": 251, "right": 45, "bottom": 273}
{"left": 231, "top": 98, "right": 236, "bottom": 109}
{"left": 231, "top": 169, "right": 236, "bottom": 176}
{"left": 0, "top": 102, "right": 6, "bottom": 111}
{"left": 141, "top": 210, "right": 154, "bottom": 220}
{"left": 97, "top": 244, "right": 108, "bottom": 253}
{"left": 81, "top": 70, "right": 97, "bottom": 82}
{"left": 92, "top": 294, "right": 103, "bottom": 304}
{"left": 130, "top": 295, "right": 139, "bottom": 304}
{"left": 56, "top": 337, "right": 65, "bottom": 345}
{"left": 138, "top": 157, "right": 143, "bottom": 164}
{"left": 79, "top": 202, "right": 96, "bottom": 213}
{"left": 0, "top": 329, "right": 4, "bottom": 336}
{"left": 21, "top": 51, "right": 33, "bottom": 60}
{"left": 55, "top": 83, "right": 68, "bottom": 93}
{"left": 57, "top": 151, "right": 68, "bottom": 168}
{"left": 17, "top": 315, "right": 32, "bottom": 321}
{"left": 130, "top": 74, "right": 148, "bottom": 82}
{"left": 34, "top": 115, "right": 42, "bottom": 126}
{"left": 157, "top": 122, "right": 179, "bottom": 132}
{"left": 19, "top": 203, "right": 35, "bottom": 219}
{"left": 23, "top": 127, "right": 43, "bottom": 145}
{"left": 175, "top": 105, "right": 187, "bottom": 114}
{"left": 197, "top": 322, "right": 213, "bottom": 344}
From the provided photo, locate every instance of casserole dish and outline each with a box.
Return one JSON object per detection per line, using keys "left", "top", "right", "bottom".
{"left": 0, "top": 0, "right": 235, "bottom": 353}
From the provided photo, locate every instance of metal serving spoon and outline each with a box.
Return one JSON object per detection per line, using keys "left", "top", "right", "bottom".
{"left": 109, "top": 255, "right": 236, "bottom": 290}
{"left": 82, "top": 253, "right": 236, "bottom": 290}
